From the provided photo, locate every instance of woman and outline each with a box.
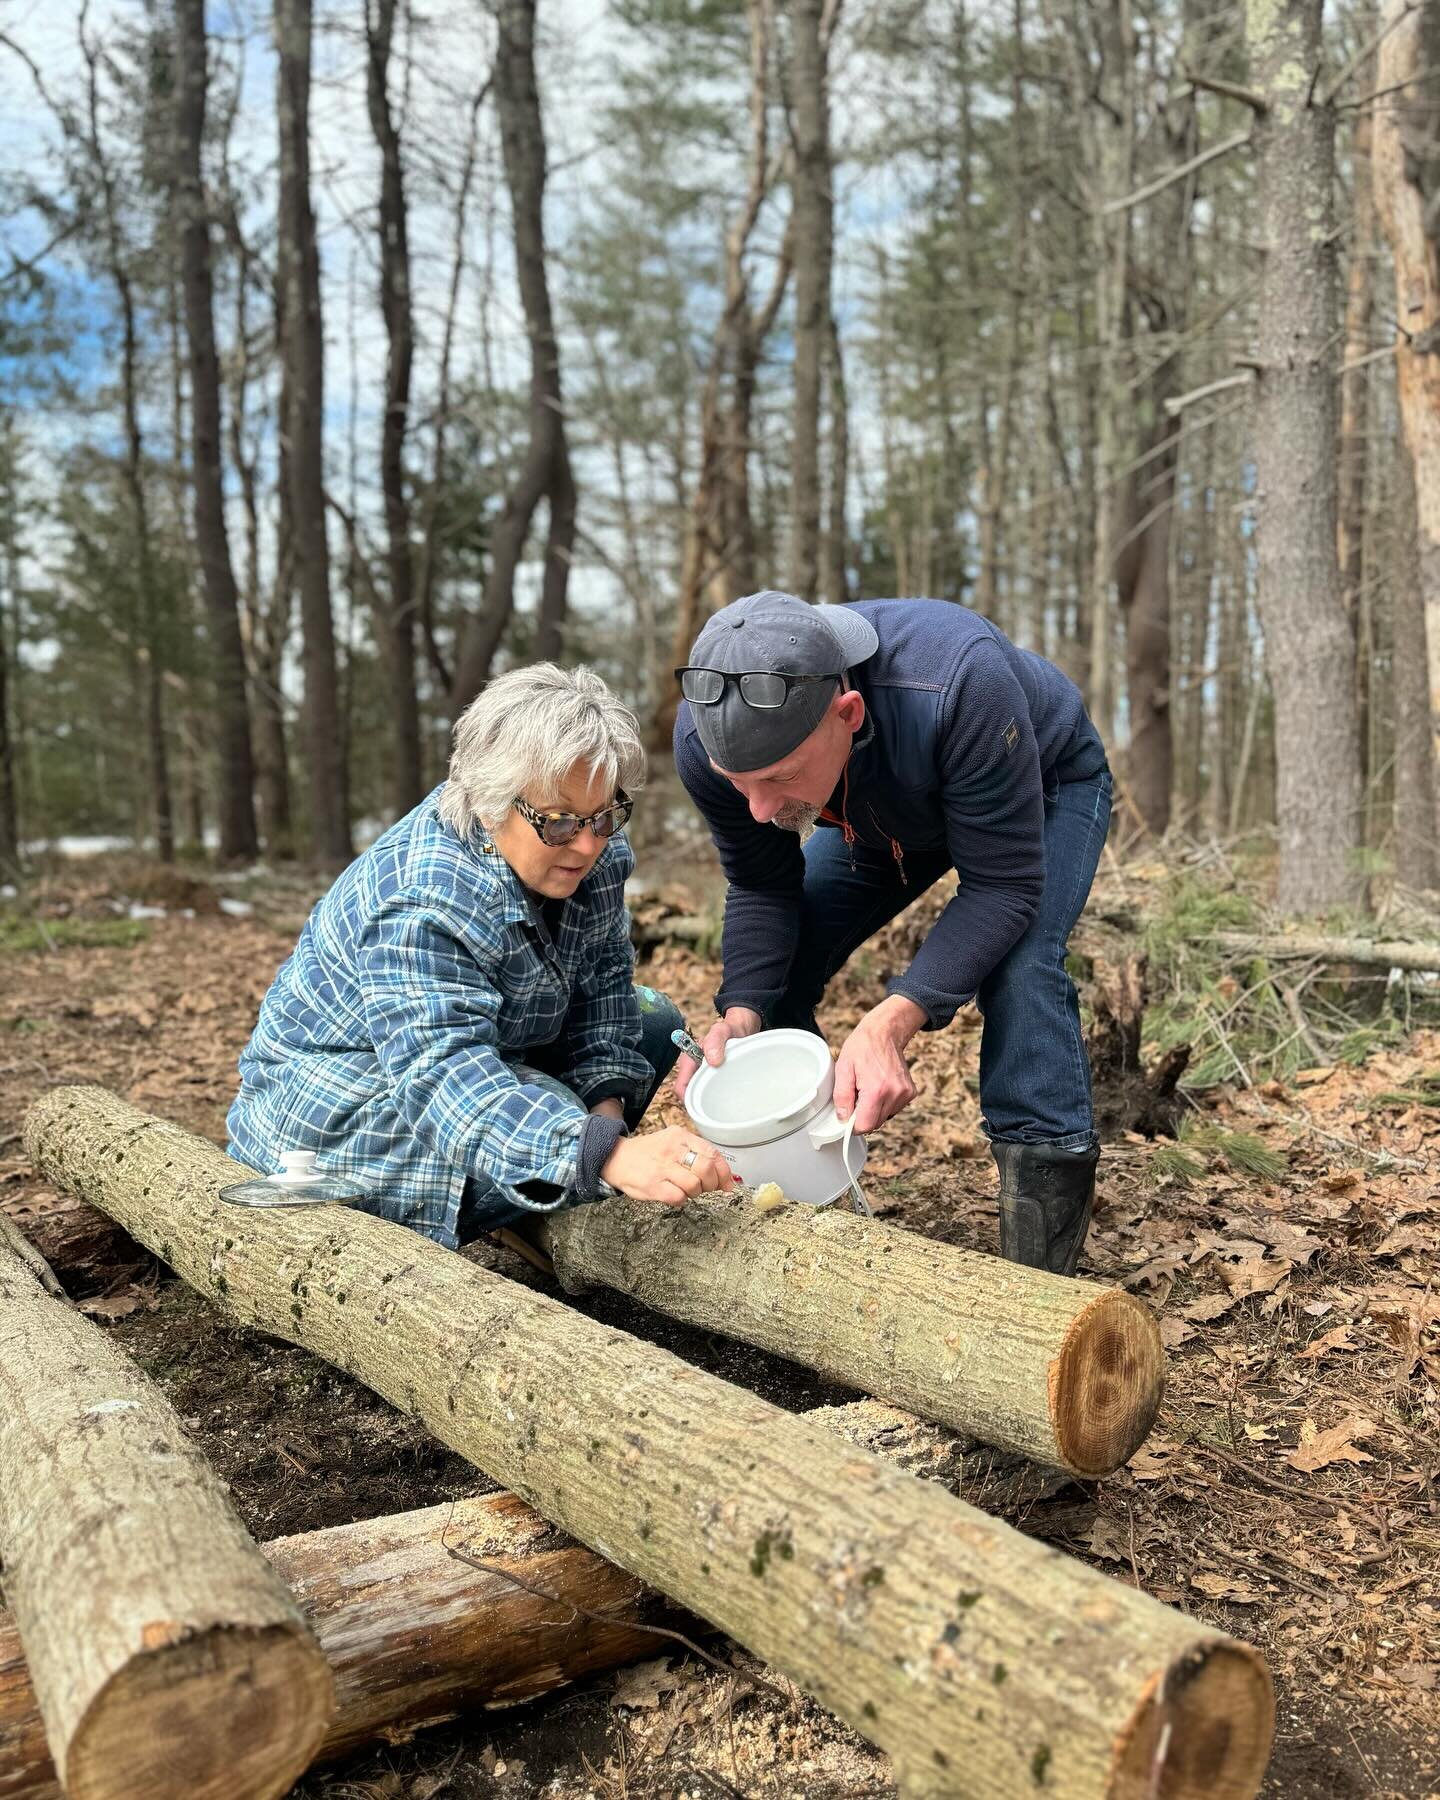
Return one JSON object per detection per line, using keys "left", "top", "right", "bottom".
{"left": 229, "top": 663, "right": 731, "bottom": 1246}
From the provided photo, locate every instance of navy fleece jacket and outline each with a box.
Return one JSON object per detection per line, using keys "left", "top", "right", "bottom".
{"left": 674, "top": 599, "right": 1108, "bottom": 1028}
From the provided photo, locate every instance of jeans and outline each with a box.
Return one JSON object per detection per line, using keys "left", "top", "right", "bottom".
{"left": 457, "top": 984, "right": 683, "bottom": 1239}
{"left": 770, "top": 770, "right": 1113, "bottom": 1147}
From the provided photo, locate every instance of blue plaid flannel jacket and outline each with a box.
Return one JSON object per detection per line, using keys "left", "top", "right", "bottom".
{"left": 227, "top": 785, "right": 650, "bottom": 1247}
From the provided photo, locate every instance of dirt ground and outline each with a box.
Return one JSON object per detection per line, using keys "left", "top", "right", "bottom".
{"left": 2, "top": 851, "right": 1438, "bottom": 1799}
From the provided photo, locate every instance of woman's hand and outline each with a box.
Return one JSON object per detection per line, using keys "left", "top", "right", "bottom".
{"left": 602, "top": 1126, "right": 734, "bottom": 1207}
{"left": 673, "top": 1006, "right": 763, "bottom": 1101}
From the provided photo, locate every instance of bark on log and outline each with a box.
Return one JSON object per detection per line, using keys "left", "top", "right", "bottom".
{"left": 1210, "top": 931, "right": 1440, "bottom": 972}
{"left": 543, "top": 1192, "right": 1164, "bottom": 1479}
{"left": 25, "top": 1088, "right": 1273, "bottom": 1799}
{"left": 0, "top": 1411, "right": 1064, "bottom": 1799}
{"left": 0, "top": 1229, "right": 333, "bottom": 1800}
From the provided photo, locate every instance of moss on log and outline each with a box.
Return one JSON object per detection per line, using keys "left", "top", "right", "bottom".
{"left": 0, "top": 1223, "right": 333, "bottom": 1800}
{"left": 25, "top": 1087, "right": 1273, "bottom": 1799}
{"left": 545, "top": 1191, "right": 1164, "bottom": 1477}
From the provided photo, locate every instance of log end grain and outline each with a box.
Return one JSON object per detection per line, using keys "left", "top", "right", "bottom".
{"left": 1048, "top": 1290, "right": 1166, "bottom": 1478}
{"left": 65, "top": 1623, "right": 333, "bottom": 1800}
{"left": 1108, "top": 1639, "right": 1275, "bottom": 1799}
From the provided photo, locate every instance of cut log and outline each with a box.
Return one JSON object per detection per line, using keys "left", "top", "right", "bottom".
{"left": 26, "top": 1088, "right": 1274, "bottom": 1799}
{"left": 0, "top": 1223, "right": 333, "bottom": 1800}
{"left": 0, "top": 1410, "right": 1063, "bottom": 1799}
{"left": 1210, "top": 930, "right": 1440, "bottom": 972}
{"left": 0, "top": 1493, "right": 688, "bottom": 1799}
{"left": 544, "top": 1191, "right": 1164, "bottom": 1478}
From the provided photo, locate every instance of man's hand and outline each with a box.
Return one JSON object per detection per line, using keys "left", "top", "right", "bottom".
{"left": 834, "top": 995, "right": 928, "bottom": 1134}
{"left": 602, "top": 1125, "right": 734, "bottom": 1206}
{"left": 673, "top": 1006, "right": 763, "bottom": 1101}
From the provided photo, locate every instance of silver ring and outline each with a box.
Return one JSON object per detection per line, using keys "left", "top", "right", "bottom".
{"left": 681, "top": 1147, "right": 698, "bottom": 1169}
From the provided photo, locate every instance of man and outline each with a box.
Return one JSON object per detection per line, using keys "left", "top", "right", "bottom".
{"left": 672, "top": 590, "right": 1113, "bottom": 1276}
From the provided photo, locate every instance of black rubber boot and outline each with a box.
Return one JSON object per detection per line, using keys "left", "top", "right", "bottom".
{"left": 992, "top": 1139, "right": 1100, "bottom": 1276}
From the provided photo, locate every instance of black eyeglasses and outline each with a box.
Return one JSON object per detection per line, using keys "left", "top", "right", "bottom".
{"left": 512, "top": 790, "right": 633, "bottom": 848}
{"left": 675, "top": 668, "right": 839, "bottom": 709}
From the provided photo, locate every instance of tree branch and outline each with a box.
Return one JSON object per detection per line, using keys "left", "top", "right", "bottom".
{"left": 1339, "top": 61, "right": 1440, "bottom": 110}
{"left": 1183, "top": 68, "right": 1268, "bottom": 113}
{"left": 1163, "top": 370, "right": 1256, "bottom": 417}
{"left": 1318, "top": 0, "right": 1418, "bottom": 108}
{"left": 1104, "top": 128, "right": 1252, "bottom": 214}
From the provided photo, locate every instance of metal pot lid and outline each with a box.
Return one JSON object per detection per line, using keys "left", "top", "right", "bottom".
{"left": 220, "top": 1149, "right": 367, "bottom": 1209}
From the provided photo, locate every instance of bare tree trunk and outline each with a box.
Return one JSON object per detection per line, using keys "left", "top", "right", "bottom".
{"left": 1373, "top": 0, "right": 1440, "bottom": 856}
{"left": 365, "top": 0, "right": 424, "bottom": 816}
{"left": 1245, "top": 0, "right": 1365, "bottom": 911}
{"left": 224, "top": 221, "right": 295, "bottom": 860}
{"left": 0, "top": 601, "right": 16, "bottom": 875}
{"left": 976, "top": 0, "right": 1029, "bottom": 624}
{"left": 1338, "top": 38, "right": 1374, "bottom": 633}
{"left": 650, "top": 0, "right": 790, "bottom": 749}
{"left": 1046, "top": 0, "right": 1135, "bottom": 737}
{"left": 1391, "top": 442, "right": 1440, "bottom": 886}
{"left": 1113, "top": 31, "right": 1203, "bottom": 840}
{"left": 174, "top": 0, "right": 259, "bottom": 865}
{"left": 1116, "top": 407, "right": 1180, "bottom": 837}
{"left": 414, "top": 80, "right": 486, "bottom": 700}
{"left": 276, "top": 0, "right": 351, "bottom": 865}
{"left": 79, "top": 18, "right": 174, "bottom": 863}
{"left": 450, "top": 0, "right": 575, "bottom": 709}
{"left": 786, "top": 0, "right": 835, "bottom": 602}
{"left": 824, "top": 311, "right": 849, "bottom": 603}
{"left": 0, "top": 441, "right": 17, "bottom": 873}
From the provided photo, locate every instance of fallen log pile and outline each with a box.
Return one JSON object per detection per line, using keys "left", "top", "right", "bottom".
{"left": 0, "top": 1403, "right": 1066, "bottom": 1800}
{"left": 544, "top": 1188, "right": 1164, "bottom": 1477}
{"left": 0, "top": 1218, "right": 333, "bottom": 1800}
{"left": 0, "top": 1492, "right": 682, "bottom": 1800}
{"left": 24, "top": 1086, "right": 1273, "bottom": 1797}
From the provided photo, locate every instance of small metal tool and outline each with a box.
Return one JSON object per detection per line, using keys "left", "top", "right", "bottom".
{"left": 671, "top": 1025, "right": 708, "bottom": 1065}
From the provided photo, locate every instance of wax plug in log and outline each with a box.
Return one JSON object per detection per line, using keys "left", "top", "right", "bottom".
{"left": 0, "top": 1222, "right": 333, "bottom": 1800}
{"left": 543, "top": 1189, "right": 1165, "bottom": 1477}
{"left": 26, "top": 1089, "right": 1274, "bottom": 1799}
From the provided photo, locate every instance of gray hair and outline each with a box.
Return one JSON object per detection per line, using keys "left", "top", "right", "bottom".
{"left": 439, "top": 663, "right": 647, "bottom": 838}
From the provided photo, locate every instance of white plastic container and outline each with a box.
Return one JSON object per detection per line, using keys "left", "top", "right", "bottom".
{"left": 682, "top": 1028, "right": 867, "bottom": 1207}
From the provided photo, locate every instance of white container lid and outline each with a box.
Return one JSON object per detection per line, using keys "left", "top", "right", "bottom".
{"left": 683, "top": 1029, "right": 834, "bottom": 1147}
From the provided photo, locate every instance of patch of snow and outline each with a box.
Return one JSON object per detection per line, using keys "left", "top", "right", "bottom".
{"left": 218, "top": 897, "right": 255, "bottom": 918}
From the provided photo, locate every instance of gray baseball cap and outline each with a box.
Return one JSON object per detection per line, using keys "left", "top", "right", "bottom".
{"left": 682, "top": 590, "right": 879, "bottom": 772}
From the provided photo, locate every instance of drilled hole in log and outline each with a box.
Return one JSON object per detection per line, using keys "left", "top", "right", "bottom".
{"left": 1049, "top": 1291, "right": 1165, "bottom": 1478}
{"left": 1108, "top": 1640, "right": 1273, "bottom": 1799}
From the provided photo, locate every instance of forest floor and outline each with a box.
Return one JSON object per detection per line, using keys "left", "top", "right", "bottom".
{"left": 1, "top": 844, "right": 1439, "bottom": 1799}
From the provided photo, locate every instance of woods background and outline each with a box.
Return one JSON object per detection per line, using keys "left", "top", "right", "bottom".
{"left": 1, "top": 0, "right": 1438, "bottom": 916}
